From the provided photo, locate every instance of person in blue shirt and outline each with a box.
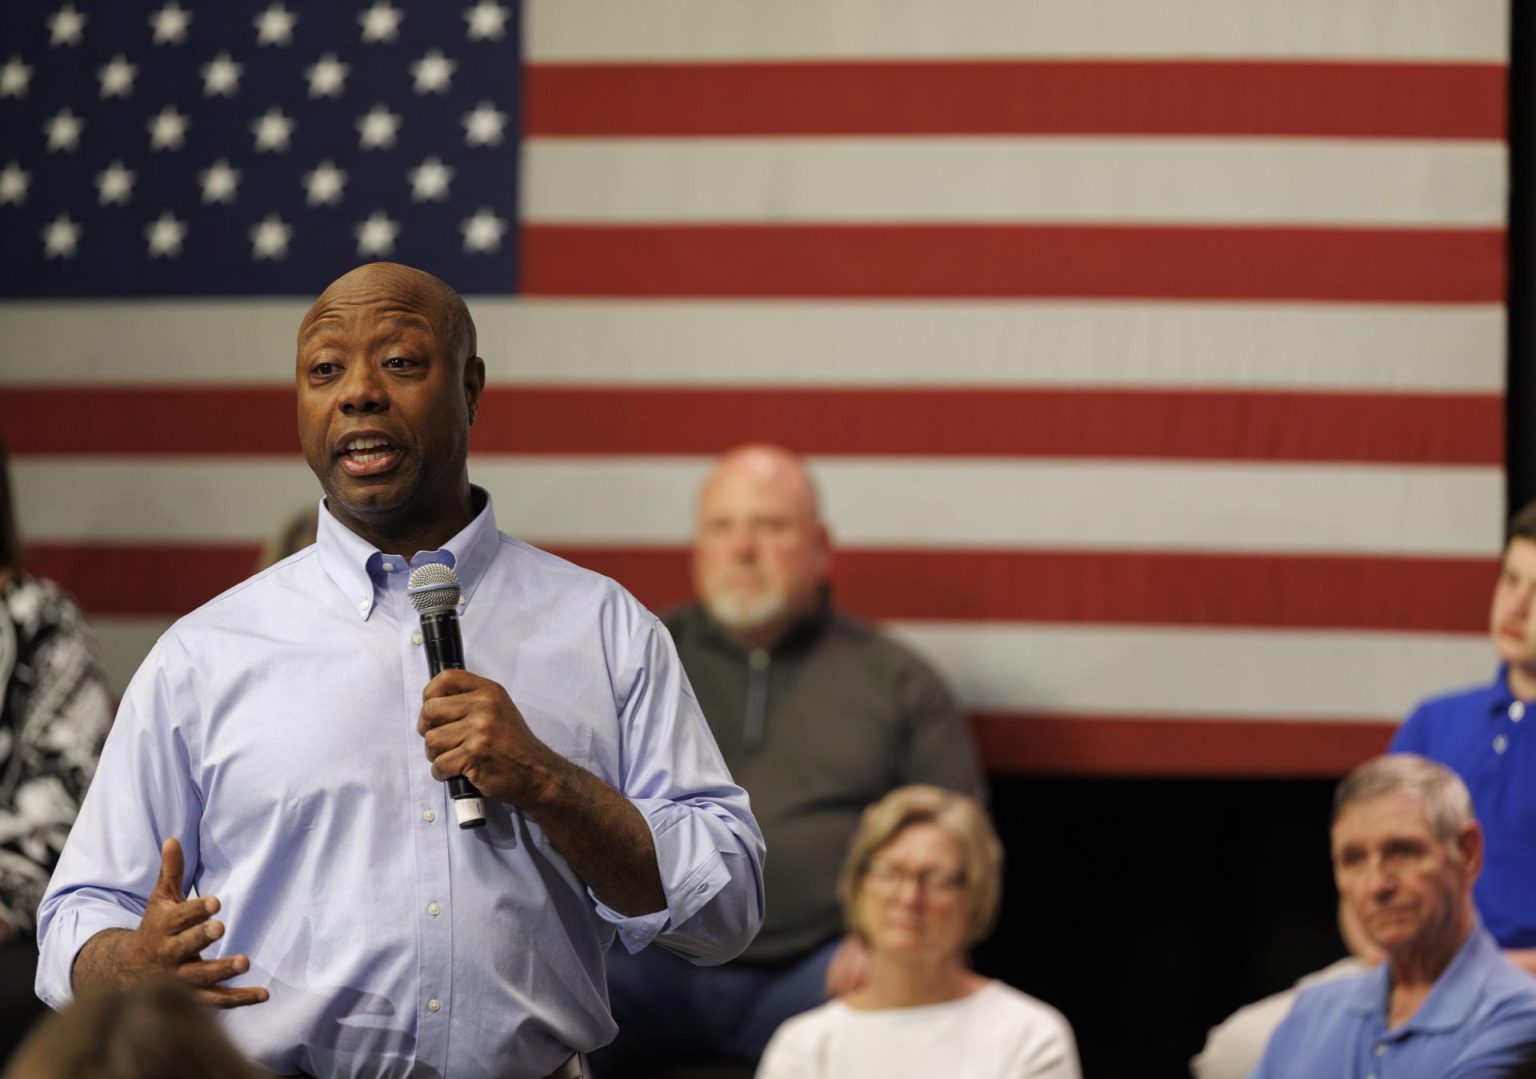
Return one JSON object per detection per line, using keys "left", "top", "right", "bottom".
{"left": 1252, "top": 754, "right": 1536, "bottom": 1079}
{"left": 36, "top": 262, "right": 766, "bottom": 1079}
{"left": 1392, "top": 501, "right": 1536, "bottom": 975}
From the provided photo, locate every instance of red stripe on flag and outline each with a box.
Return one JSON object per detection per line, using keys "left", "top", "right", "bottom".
{"left": 971, "top": 713, "right": 1395, "bottom": 777}
{"left": 520, "top": 225, "right": 1505, "bottom": 302}
{"left": 32, "top": 543, "right": 1494, "bottom": 634}
{"left": 5, "top": 386, "right": 1501, "bottom": 465}
{"left": 526, "top": 60, "right": 1507, "bottom": 139}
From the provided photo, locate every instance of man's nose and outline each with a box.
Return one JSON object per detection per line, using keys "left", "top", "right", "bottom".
{"left": 726, "top": 527, "right": 759, "bottom": 560}
{"left": 338, "top": 362, "right": 387, "bottom": 413}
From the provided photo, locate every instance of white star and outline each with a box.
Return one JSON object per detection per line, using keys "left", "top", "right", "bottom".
{"left": 43, "top": 214, "right": 80, "bottom": 259}
{"left": 359, "top": 2, "right": 402, "bottom": 43}
{"left": 462, "top": 102, "right": 506, "bottom": 147}
{"left": 0, "top": 57, "right": 33, "bottom": 99}
{"left": 461, "top": 208, "right": 505, "bottom": 253}
{"left": 45, "top": 108, "right": 83, "bottom": 152}
{"left": 355, "top": 211, "right": 398, "bottom": 256}
{"left": 252, "top": 108, "right": 294, "bottom": 152}
{"left": 357, "top": 105, "right": 399, "bottom": 150}
{"left": 150, "top": 3, "right": 192, "bottom": 44}
{"left": 145, "top": 212, "right": 186, "bottom": 257}
{"left": 148, "top": 106, "right": 189, "bottom": 150}
{"left": 306, "top": 53, "right": 348, "bottom": 98}
{"left": 202, "top": 53, "right": 242, "bottom": 96}
{"left": 0, "top": 163, "right": 29, "bottom": 206}
{"left": 464, "top": 1, "right": 509, "bottom": 41}
{"left": 409, "top": 156, "right": 454, "bottom": 202}
{"left": 96, "top": 161, "right": 135, "bottom": 205}
{"left": 304, "top": 160, "right": 347, "bottom": 206}
{"left": 200, "top": 159, "right": 240, "bottom": 204}
{"left": 411, "top": 50, "right": 455, "bottom": 94}
{"left": 250, "top": 214, "right": 291, "bottom": 259}
{"left": 49, "top": 5, "right": 87, "bottom": 47}
{"left": 97, "top": 55, "right": 137, "bottom": 98}
{"left": 254, "top": 4, "right": 296, "bottom": 46}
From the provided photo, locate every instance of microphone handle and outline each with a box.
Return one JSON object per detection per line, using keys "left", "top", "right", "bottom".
{"left": 420, "top": 609, "right": 487, "bottom": 829}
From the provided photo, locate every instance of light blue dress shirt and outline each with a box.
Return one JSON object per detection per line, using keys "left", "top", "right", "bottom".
{"left": 37, "top": 494, "right": 765, "bottom": 1079}
{"left": 1251, "top": 923, "right": 1536, "bottom": 1079}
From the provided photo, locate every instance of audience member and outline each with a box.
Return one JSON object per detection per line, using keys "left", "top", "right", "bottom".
{"left": 34, "top": 263, "right": 764, "bottom": 1079}
{"left": 3, "top": 978, "right": 269, "bottom": 1079}
{"left": 597, "top": 444, "right": 984, "bottom": 1073}
{"left": 256, "top": 505, "right": 319, "bottom": 570}
{"left": 0, "top": 444, "right": 113, "bottom": 1057}
{"left": 1189, "top": 900, "right": 1382, "bottom": 1079}
{"left": 1392, "top": 500, "right": 1536, "bottom": 973}
{"left": 756, "top": 785, "right": 1080, "bottom": 1079}
{"left": 1253, "top": 754, "right": 1536, "bottom": 1078}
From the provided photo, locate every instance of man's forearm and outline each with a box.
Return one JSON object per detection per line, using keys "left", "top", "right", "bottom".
{"left": 525, "top": 759, "right": 665, "bottom": 917}
{"left": 71, "top": 928, "right": 139, "bottom": 990}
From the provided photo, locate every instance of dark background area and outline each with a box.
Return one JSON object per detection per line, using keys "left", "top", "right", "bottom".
{"left": 974, "top": 778, "right": 1340, "bottom": 1078}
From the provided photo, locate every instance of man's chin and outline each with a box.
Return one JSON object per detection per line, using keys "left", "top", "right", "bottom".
{"left": 703, "top": 594, "right": 787, "bottom": 636}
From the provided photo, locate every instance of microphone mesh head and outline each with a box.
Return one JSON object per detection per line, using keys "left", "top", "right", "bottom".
{"left": 407, "top": 563, "right": 462, "bottom": 614}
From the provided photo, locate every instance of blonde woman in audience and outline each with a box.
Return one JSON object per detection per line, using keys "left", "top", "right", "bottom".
{"left": 757, "top": 785, "right": 1080, "bottom": 1079}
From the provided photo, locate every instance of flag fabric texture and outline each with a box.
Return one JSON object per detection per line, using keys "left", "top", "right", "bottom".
{"left": 0, "top": 0, "right": 1510, "bottom": 776}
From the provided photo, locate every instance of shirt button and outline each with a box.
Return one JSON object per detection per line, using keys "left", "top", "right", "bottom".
{"left": 1495, "top": 734, "right": 1510, "bottom": 754}
{"left": 381, "top": 562, "right": 394, "bottom": 572}
{"left": 422, "top": 810, "right": 436, "bottom": 823}
{"left": 1513, "top": 701, "right": 1526, "bottom": 722}
{"left": 358, "top": 600, "right": 369, "bottom": 611}
{"left": 427, "top": 902, "right": 441, "bottom": 917}
{"left": 412, "top": 632, "right": 423, "bottom": 645}
{"left": 1375, "top": 1044, "right": 1387, "bottom": 1057}
{"left": 427, "top": 998, "right": 441, "bottom": 1013}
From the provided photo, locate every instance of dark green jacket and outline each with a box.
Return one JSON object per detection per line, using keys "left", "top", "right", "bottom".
{"left": 664, "top": 600, "right": 985, "bottom": 963}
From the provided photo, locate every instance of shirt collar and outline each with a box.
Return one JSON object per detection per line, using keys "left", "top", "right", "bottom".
{"left": 1343, "top": 920, "right": 1498, "bottom": 1034}
{"left": 315, "top": 487, "right": 500, "bottom": 620}
{"left": 1489, "top": 664, "right": 1519, "bottom": 713}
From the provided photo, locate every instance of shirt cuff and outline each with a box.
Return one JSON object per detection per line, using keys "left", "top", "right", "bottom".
{"left": 593, "top": 797, "right": 735, "bottom": 953}
{"left": 36, "top": 902, "right": 142, "bottom": 1009}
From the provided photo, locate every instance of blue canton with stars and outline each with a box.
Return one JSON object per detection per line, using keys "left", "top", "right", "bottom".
{"left": 0, "top": 1, "right": 521, "bottom": 296}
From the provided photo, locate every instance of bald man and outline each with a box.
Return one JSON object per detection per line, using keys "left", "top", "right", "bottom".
{"left": 36, "top": 264, "right": 765, "bottom": 1079}
{"left": 595, "top": 444, "right": 984, "bottom": 1073}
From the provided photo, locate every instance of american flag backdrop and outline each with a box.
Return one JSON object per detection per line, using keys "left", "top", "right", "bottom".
{"left": 0, "top": 1, "right": 1511, "bottom": 776}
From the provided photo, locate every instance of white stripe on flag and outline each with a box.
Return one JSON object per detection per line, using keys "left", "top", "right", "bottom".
{"left": 526, "top": 0, "right": 1507, "bottom": 62}
{"left": 16, "top": 456, "right": 1502, "bottom": 555}
{"left": 524, "top": 138, "right": 1507, "bottom": 227}
{"left": 0, "top": 301, "right": 1504, "bottom": 392}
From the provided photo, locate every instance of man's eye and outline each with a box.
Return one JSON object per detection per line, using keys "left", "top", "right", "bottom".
{"left": 385, "top": 356, "right": 414, "bottom": 369}
{"left": 312, "top": 361, "right": 338, "bottom": 376}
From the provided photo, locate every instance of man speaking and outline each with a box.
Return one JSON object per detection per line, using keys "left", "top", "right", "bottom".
{"left": 35, "top": 263, "right": 766, "bottom": 1078}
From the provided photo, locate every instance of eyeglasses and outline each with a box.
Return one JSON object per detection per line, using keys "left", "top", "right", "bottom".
{"left": 864, "top": 862, "right": 966, "bottom": 895}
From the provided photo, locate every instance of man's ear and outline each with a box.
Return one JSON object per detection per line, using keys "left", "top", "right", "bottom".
{"left": 816, "top": 522, "right": 834, "bottom": 580}
{"left": 1457, "top": 819, "right": 1485, "bottom": 883}
{"left": 464, "top": 356, "right": 486, "bottom": 424}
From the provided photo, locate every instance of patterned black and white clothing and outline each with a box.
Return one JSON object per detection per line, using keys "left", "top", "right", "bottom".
{"left": 0, "top": 573, "right": 112, "bottom": 935}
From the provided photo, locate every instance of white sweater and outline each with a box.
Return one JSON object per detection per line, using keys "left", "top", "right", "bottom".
{"left": 756, "top": 980, "right": 1081, "bottom": 1079}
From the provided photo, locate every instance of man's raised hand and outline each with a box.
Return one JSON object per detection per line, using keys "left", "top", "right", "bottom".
{"left": 72, "top": 838, "right": 268, "bottom": 1009}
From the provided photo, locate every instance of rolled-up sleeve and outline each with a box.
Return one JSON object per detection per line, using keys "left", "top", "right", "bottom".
{"left": 597, "top": 616, "right": 764, "bottom": 961}
{"left": 35, "top": 635, "right": 202, "bottom": 1008}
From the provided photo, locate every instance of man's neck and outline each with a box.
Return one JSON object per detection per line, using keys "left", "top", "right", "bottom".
{"left": 1508, "top": 662, "right": 1536, "bottom": 702}
{"left": 1386, "top": 915, "right": 1474, "bottom": 1027}
{"left": 331, "top": 487, "right": 480, "bottom": 561}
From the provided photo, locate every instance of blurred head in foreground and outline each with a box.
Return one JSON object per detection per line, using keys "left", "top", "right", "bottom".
{"left": 3, "top": 979, "right": 268, "bottom": 1079}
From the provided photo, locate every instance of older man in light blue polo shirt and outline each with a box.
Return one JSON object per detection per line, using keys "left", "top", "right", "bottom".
{"left": 1252, "top": 754, "right": 1536, "bottom": 1079}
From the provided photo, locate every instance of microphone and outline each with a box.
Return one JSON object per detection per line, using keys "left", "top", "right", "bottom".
{"left": 407, "top": 563, "right": 487, "bottom": 829}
